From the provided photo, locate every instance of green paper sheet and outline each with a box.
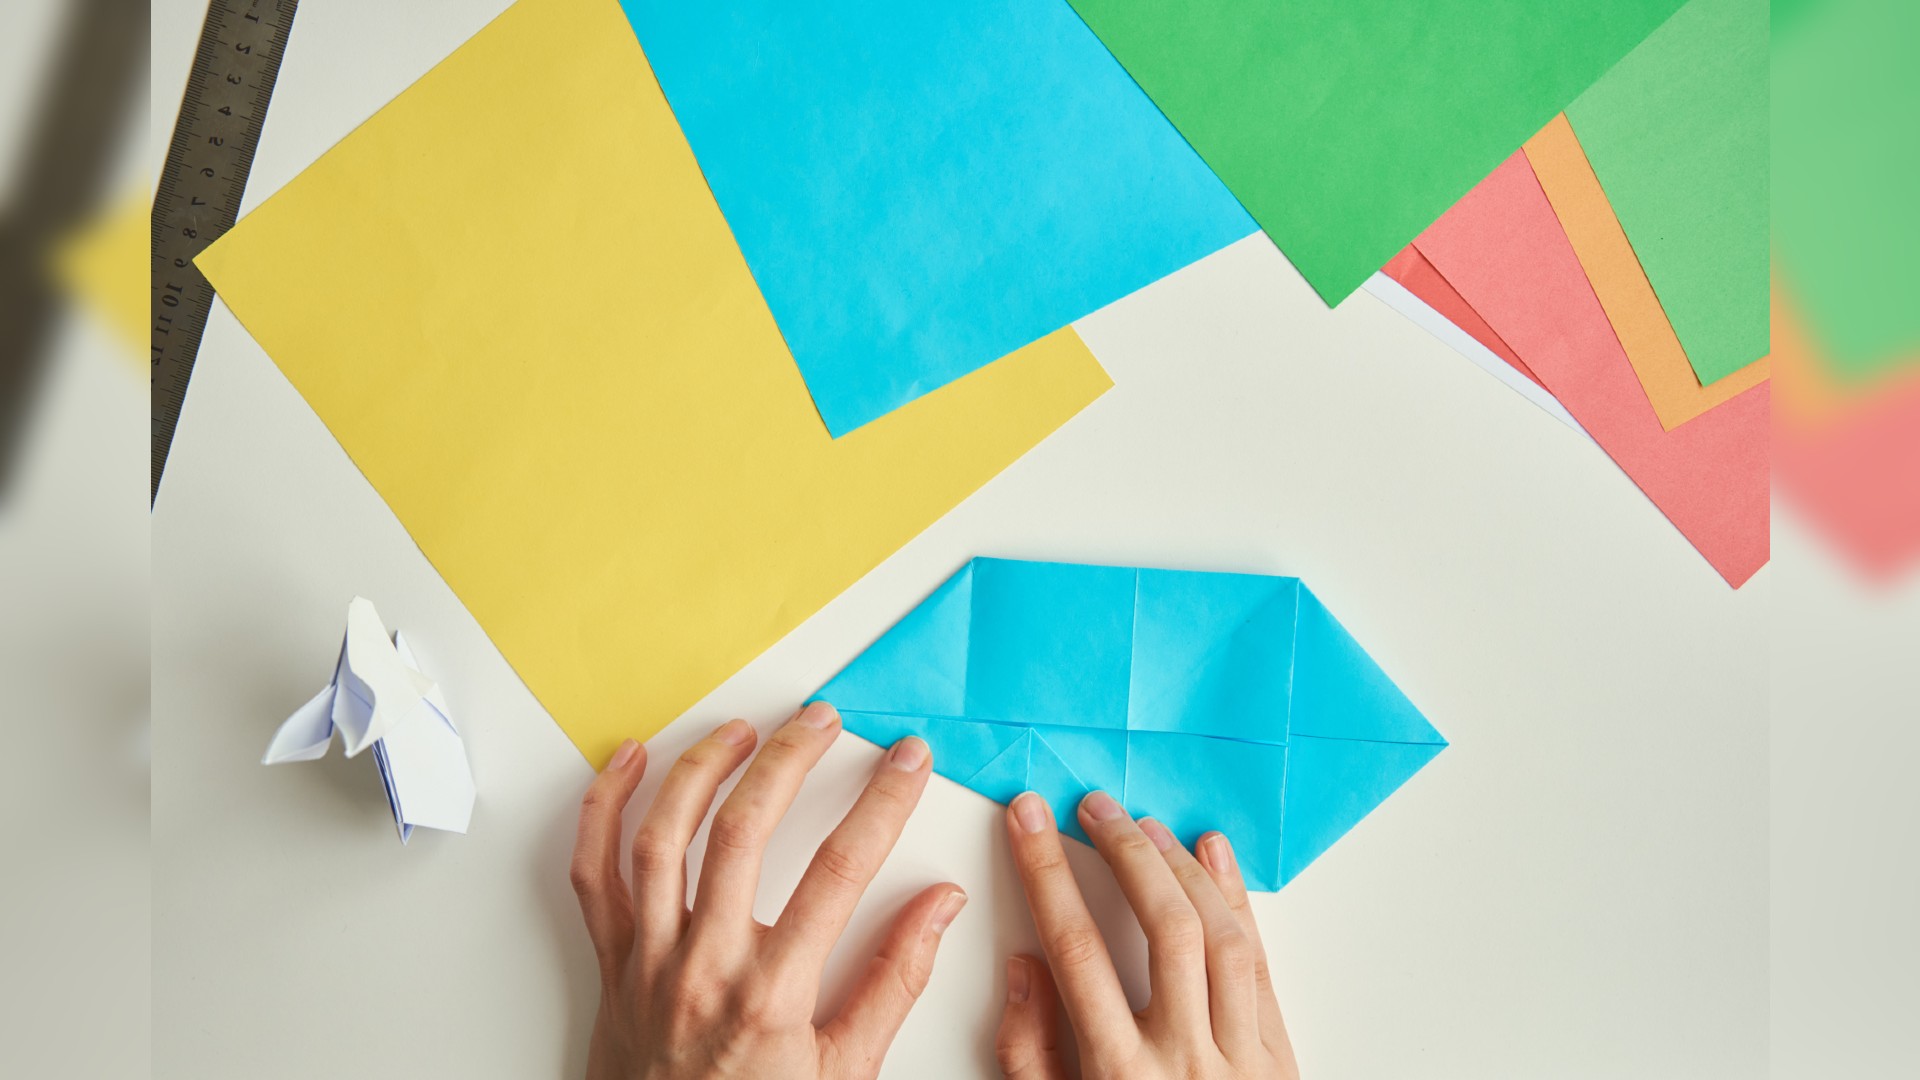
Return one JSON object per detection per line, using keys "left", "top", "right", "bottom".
{"left": 1566, "top": 0, "right": 1769, "bottom": 387}
{"left": 1770, "top": 0, "right": 1920, "bottom": 382}
{"left": 1065, "top": 0, "right": 1687, "bottom": 305}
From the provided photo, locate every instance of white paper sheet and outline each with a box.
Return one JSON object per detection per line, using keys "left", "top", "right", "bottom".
{"left": 1363, "top": 271, "right": 1591, "bottom": 438}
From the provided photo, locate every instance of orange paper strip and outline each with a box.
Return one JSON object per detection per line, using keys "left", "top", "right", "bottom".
{"left": 1773, "top": 274, "right": 1920, "bottom": 577}
{"left": 1523, "top": 115, "right": 1767, "bottom": 430}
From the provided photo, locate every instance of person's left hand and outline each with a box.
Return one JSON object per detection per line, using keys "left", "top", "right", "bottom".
{"left": 570, "top": 701, "right": 967, "bottom": 1080}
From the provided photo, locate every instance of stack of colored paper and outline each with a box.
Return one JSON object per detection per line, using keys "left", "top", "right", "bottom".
{"left": 613, "top": 0, "right": 1692, "bottom": 433}
{"left": 1368, "top": 0, "right": 1773, "bottom": 588}
{"left": 198, "top": 0, "right": 1736, "bottom": 775}
{"left": 192, "top": 0, "right": 1790, "bottom": 889}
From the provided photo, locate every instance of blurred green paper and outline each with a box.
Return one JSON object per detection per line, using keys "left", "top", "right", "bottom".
{"left": 1066, "top": 0, "right": 1686, "bottom": 305}
{"left": 1771, "top": 0, "right": 1920, "bottom": 382}
{"left": 1567, "top": 0, "right": 1770, "bottom": 387}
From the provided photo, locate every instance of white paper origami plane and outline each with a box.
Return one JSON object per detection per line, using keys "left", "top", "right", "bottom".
{"left": 263, "top": 598, "right": 475, "bottom": 841}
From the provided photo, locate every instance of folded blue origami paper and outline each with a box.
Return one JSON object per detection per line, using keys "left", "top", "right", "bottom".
{"left": 815, "top": 559, "right": 1447, "bottom": 890}
{"left": 617, "top": 0, "right": 1254, "bottom": 437}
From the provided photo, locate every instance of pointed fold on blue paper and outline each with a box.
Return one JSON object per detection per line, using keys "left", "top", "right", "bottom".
{"left": 818, "top": 559, "right": 1447, "bottom": 890}
{"left": 1278, "top": 735, "right": 1445, "bottom": 886}
{"left": 962, "top": 732, "right": 1033, "bottom": 805}
{"left": 1290, "top": 589, "right": 1435, "bottom": 745}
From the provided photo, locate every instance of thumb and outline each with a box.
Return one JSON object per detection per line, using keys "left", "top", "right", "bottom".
{"left": 995, "top": 954, "right": 1069, "bottom": 1079}
{"left": 819, "top": 884, "right": 967, "bottom": 1078}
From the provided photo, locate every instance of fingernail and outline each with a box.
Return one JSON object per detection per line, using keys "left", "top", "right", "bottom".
{"left": 887, "top": 736, "right": 929, "bottom": 770}
{"left": 608, "top": 738, "right": 639, "bottom": 770}
{"left": 1006, "top": 956, "right": 1031, "bottom": 1004}
{"left": 797, "top": 701, "right": 840, "bottom": 729}
{"left": 1139, "top": 818, "right": 1177, "bottom": 852}
{"left": 713, "top": 718, "right": 752, "bottom": 745}
{"left": 1202, "top": 833, "right": 1236, "bottom": 873}
{"left": 930, "top": 889, "right": 968, "bottom": 935}
{"left": 1081, "top": 790, "right": 1125, "bottom": 822}
{"left": 1011, "top": 792, "right": 1049, "bottom": 834}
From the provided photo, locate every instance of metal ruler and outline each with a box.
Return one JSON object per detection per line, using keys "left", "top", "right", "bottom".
{"left": 151, "top": 0, "right": 299, "bottom": 504}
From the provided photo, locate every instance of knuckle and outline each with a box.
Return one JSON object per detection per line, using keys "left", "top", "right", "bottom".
{"left": 736, "top": 976, "right": 804, "bottom": 1031}
{"left": 887, "top": 948, "right": 932, "bottom": 1001}
{"left": 1111, "top": 831, "right": 1158, "bottom": 861}
{"left": 1173, "top": 861, "right": 1213, "bottom": 891}
{"left": 629, "top": 827, "right": 680, "bottom": 878}
{"left": 1252, "top": 952, "right": 1277, "bottom": 993}
{"left": 862, "top": 781, "right": 916, "bottom": 823}
{"left": 1020, "top": 840, "right": 1070, "bottom": 878}
{"left": 1211, "top": 930, "right": 1256, "bottom": 981}
{"left": 664, "top": 978, "right": 718, "bottom": 1038}
{"left": 757, "top": 732, "right": 808, "bottom": 768}
{"left": 577, "top": 786, "right": 608, "bottom": 814}
{"left": 994, "top": 1029, "right": 1037, "bottom": 1074}
{"left": 676, "top": 740, "right": 724, "bottom": 770}
{"left": 706, "top": 809, "right": 763, "bottom": 856}
{"left": 1044, "top": 923, "right": 1107, "bottom": 972}
{"left": 868, "top": 766, "right": 919, "bottom": 803}
{"left": 567, "top": 858, "right": 601, "bottom": 898}
{"left": 1154, "top": 911, "right": 1206, "bottom": 957}
{"left": 809, "top": 841, "right": 869, "bottom": 893}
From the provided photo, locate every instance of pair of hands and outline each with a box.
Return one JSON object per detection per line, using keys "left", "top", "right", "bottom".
{"left": 570, "top": 701, "right": 1299, "bottom": 1079}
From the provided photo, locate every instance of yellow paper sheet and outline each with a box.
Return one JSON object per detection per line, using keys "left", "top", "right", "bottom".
{"left": 1523, "top": 115, "right": 1767, "bottom": 430}
{"left": 196, "top": 0, "right": 1111, "bottom": 765}
{"left": 58, "top": 186, "right": 150, "bottom": 359}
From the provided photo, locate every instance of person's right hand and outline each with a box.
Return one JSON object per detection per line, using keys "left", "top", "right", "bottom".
{"left": 994, "top": 790, "right": 1300, "bottom": 1079}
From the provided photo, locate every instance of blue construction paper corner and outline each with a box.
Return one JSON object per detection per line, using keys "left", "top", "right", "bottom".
{"left": 1278, "top": 735, "right": 1446, "bottom": 887}
{"left": 618, "top": 0, "right": 1255, "bottom": 436}
{"left": 818, "top": 562, "right": 973, "bottom": 719}
{"left": 1290, "top": 588, "right": 1445, "bottom": 746}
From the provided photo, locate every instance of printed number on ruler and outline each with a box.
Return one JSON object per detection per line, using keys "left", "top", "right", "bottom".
{"left": 151, "top": 0, "right": 298, "bottom": 503}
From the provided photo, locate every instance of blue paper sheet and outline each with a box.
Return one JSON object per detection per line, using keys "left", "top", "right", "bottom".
{"left": 618, "top": 0, "right": 1255, "bottom": 437}
{"left": 815, "top": 559, "right": 1448, "bottom": 890}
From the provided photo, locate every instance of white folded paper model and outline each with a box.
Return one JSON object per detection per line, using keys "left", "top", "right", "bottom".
{"left": 263, "top": 597, "right": 475, "bottom": 841}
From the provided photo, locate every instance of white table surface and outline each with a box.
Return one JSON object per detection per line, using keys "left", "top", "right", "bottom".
{"left": 150, "top": 2, "right": 1771, "bottom": 1077}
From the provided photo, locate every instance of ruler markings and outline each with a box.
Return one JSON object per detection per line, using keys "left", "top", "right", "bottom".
{"left": 150, "top": 0, "right": 299, "bottom": 504}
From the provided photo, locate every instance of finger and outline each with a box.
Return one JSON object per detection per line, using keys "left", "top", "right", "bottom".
{"left": 629, "top": 718, "right": 757, "bottom": 954}
{"left": 1141, "top": 818, "right": 1258, "bottom": 1058}
{"left": 1198, "top": 831, "right": 1293, "bottom": 1059}
{"left": 690, "top": 701, "right": 842, "bottom": 939}
{"left": 767, "top": 735, "right": 933, "bottom": 980}
{"left": 570, "top": 738, "right": 647, "bottom": 972}
{"left": 994, "top": 955, "right": 1069, "bottom": 1080}
{"left": 1075, "top": 792, "right": 1209, "bottom": 1038}
{"left": 818, "top": 884, "right": 968, "bottom": 1079}
{"left": 1005, "top": 791, "right": 1138, "bottom": 1055}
